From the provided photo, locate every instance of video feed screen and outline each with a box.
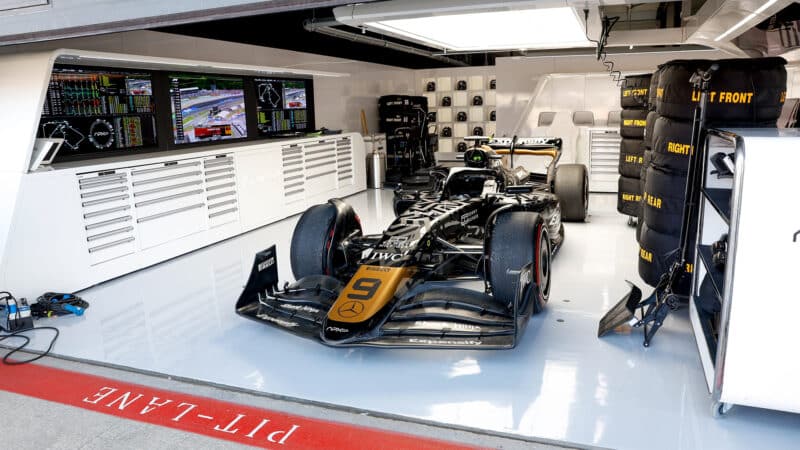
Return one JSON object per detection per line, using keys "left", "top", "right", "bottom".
{"left": 37, "top": 66, "right": 157, "bottom": 159}
{"left": 255, "top": 77, "right": 313, "bottom": 136}
{"left": 169, "top": 74, "right": 247, "bottom": 144}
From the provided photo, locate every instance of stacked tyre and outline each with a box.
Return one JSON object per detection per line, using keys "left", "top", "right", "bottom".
{"left": 637, "top": 68, "right": 661, "bottom": 241}
{"left": 617, "top": 74, "right": 651, "bottom": 219}
{"left": 639, "top": 57, "right": 787, "bottom": 290}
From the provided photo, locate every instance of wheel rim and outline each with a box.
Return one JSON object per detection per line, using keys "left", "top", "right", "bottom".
{"left": 538, "top": 230, "right": 551, "bottom": 301}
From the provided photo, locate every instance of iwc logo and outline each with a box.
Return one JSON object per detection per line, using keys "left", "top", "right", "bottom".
{"left": 89, "top": 119, "right": 115, "bottom": 149}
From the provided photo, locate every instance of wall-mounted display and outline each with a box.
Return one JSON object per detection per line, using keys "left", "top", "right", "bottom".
{"left": 169, "top": 73, "right": 248, "bottom": 144}
{"left": 37, "top": 66, "right": 158, "bottom": 158}
{"left": 255, "top": 77, "right": 314, "bottom": 136}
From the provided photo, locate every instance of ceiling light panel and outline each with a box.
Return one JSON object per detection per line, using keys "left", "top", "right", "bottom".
{"left": 365, "top": 7, "right": 591, "bottom": 52}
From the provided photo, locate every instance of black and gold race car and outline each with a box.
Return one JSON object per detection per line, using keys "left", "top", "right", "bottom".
{"left": 236, "top": 137, "right": 588, "bottom": 349}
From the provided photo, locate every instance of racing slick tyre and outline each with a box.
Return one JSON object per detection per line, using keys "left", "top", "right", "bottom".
{"left": 553, "top": 164, "right": 588, "bottom": 222}
{"left": 656, "top": 57, "right": 787, "bottom": 123}
{"left": 648, "top": 68, "right": 662, "bottom": 111}
{"left": 651, "top": 115, "right": 694, "bottom": 175}
{"left": 617, "top": 176, "right": 642, "bottom": 217}
{"left": 290, "top": 201, "right": 362, "bottom": 280}
{"left": 620, "top": 74, "right": 652, "bottom": 109}
{"left": 619, "top": 138, "right": 644, "bottom": 178}
{"left": 638, "top": 222, "right": 694, "bottom": 293}
{"left": 643, "top": 111, "right": 659, "bottom": 149}
{"left": 487, "top": 212, "right": 551, "bottom": 314}
{"left": 620, "top": 109, "right": 648, "bottom": 139}
{"left": 643, "top": 166, "right": 687, "bottom": 235}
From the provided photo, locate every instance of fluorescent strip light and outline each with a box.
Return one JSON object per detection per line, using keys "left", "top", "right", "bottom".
{"left": 715, "top": 0, "right": 780, "bottom": 42}
{"left": 365, "top": 7, "right": 590, "bottom": 52}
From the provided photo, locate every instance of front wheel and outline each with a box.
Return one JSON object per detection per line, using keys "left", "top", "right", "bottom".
{"left": 487, "top": 212, "right": 551, "bottom": 314}
{"left": 554, "top": 164, "right": 589, "bottom": 222}
{"left": 290, "top": 200, "right": 362, "bottom": 280}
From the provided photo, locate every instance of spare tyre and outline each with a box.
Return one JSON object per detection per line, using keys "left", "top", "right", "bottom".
{"left": 621, "top": 74, "right": 652, "bottom": 109}
{"left": 643, "top": 111, "right": 659, "bottom": 149}
{"left": 656, "top": 57, "right": 787, "bottom": 123}
{"left": 620, "top": 109, "right": 648, "bottom": 139}
{"left": 651, "top": 115, "right": 694, "bottom": 174}
{"left": 643, "top": 167, "right": 687, "bottom": 235}
{"left": 648, "top": 68, "right": 662, "bottom": 111}
{"left": 554, "top": 164, "right": 589, "bottom": 222}
{"left": 638, "top": 222, "right": 695, "bottom": 292}
{"left": 619, "top": 138, "right": 645, "bottom": 178}
{"left": 617, "top": 175, "right": 642, "bottom": 217}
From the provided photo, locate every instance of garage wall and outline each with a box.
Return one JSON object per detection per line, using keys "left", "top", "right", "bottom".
{"left": 0, "top": 30, "right": 416, "bottom": 134}
{"left": 493, "top": 50, "right": 729, "bottom": 138}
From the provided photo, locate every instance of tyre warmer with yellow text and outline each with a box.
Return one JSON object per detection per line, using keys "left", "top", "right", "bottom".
{"left": 617, "top": 74, "right": 651, "bottom": 217}
{"left": 638, "top": 57, "right": 786, "bottom": 290}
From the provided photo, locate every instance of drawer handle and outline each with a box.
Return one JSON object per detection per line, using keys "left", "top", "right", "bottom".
{"left": 134, "top": 180, "right": 204, "bottom": 197}
{"left": 80, "top": 186, "right": 129, "bottom": 199}
{"left": 84, "top": 205, "right": 131, "bottom": 219}
{"left": 285, "top": 189, "right": 304, "bottom": 197}
{"left": 284, "top": 181, "right": 304, "bottom": 190}
{"left": 79, "top": 173, "right": 126, "bottom": 185}
{"left": 307, "top": 170, "right": 336, "bottom": 180}
{"left": 208, "top": 199, "right": 237, "bottom": 210}
{"left": 305, "top": 154, "right": 337, "bottom": 164}
{"left": 135, "top": 189, "right": 204, "bottom": 207}
{"left": 209, "top": 207, "right": 238, "bottom": 218}
{"left": 205, "top": 167, "right": 234, "bottom": 177}
{"left": 88, "top": 237, "right": 135, "bottom": 253}
{"left": 207, "top": 182, "right": 236, "bottom": 192}
{"left": 85, "top": 215, "right": 132, "bottom": 231}
{"left": 82, "top": 194, "right": 130, "bottom": 208}
{"left": 207, "top": 190, "right": 236, "bottom": 201}
{"left": 205, "top": 173, "right": 235, "bottom": 184}
{"left": 137, "top": 203, "right": 205, "bottom": 223}
{"left": 131, "top": 161, "right": 201, "bottom": 176}
{"left": 305, "top": 162, "right": 335, "bottom": 171}
{"left": 87, "top": 226, "right": 134, "bottom": 242}
{"left": 79, "top": 178, "right": 127, "bottom": 190}
{"left": 132, "top": 171, "right": 202, "bottom": 186}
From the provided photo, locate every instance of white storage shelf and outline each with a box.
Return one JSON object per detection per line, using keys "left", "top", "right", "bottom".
{"left": 3, "top": 133, "right": 367, "bottom": 299}
{"left": 690, "top": 128, "right": 800, "bottom": 416}
{"left": 421, "top": 75, "right": 497, "bottom": 145}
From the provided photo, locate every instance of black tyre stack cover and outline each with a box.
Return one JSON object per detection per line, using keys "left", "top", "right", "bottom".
{"left": 637, "top": 69, "right": 662, "bottom": 242}
{"left": 638, "top": 57, "right": 787, "bottom": 289}
{"left": 617, "top": 74, "right": 651, "bottom": 218}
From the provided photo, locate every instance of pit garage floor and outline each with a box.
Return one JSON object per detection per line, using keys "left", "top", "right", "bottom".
{"left": 15, "top": 190, "right": 800, "bottom": 449}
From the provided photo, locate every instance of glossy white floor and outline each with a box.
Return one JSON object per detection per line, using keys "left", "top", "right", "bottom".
{"left": 22, "top": 190, "right": 800, "bottom": 450}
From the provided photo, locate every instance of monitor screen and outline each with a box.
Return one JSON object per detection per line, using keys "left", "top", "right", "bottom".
{"left": 255, "top": 77, "right": 313, "bottom": 136}
{"left": 169, "top": 74, "right": 247, "bottom": 144}
{"left": 37, "top": 66, "right": 158, "bottom": 159}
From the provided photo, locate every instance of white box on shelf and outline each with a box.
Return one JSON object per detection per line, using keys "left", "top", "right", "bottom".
{"left": 437, "top": 77, "right": 453, "bottom": 91}
{"left": 438, "top": 138, "right": 453, "bottom": 153}
{"left": 438, "top": 108, "right": 453, "bottom": 122}
{"left": 485, "top": 122, "right": 497, "bottom": 136}
{"left": 469, "top": 107, "right": 484, "bottom": 122}
{"left": 486, "top": 91, "right": 497, "bottom": 106}
{"left": 423, "top": 93, "right": 436, "bottom": 107}
{"left": 454, "top": 91, "right": 468, "bottom": 107}
{"left": 468, "top": 75, "right": 484, "bottom": 91}
{"left": 454, "top": 123, "right": 468, "bottom": 137}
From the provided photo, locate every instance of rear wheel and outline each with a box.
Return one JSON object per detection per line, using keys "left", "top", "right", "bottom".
{"left": 487, "top": 212, "right": 551, "bottom": 314}
{"left": 290, "top": 201, "right": 361, "bottom": 279}
{"left": 554, "top": 164, "right": 588, "bottom": 222}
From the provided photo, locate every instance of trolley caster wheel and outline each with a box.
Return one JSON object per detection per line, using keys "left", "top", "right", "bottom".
{"left": 627, "top": 217, "right": 637, "bottom": 227}
{"left": 712, "top": 401, "right": 733, "bottom": 418}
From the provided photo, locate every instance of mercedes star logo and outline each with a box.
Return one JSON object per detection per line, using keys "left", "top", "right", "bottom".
{"left": 337, "top": 301, "right": 364, "bottom": 318}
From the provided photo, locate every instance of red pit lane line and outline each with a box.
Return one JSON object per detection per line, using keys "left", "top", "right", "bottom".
{"left": 0, "top": 362, "right": 482, "bottom": 450}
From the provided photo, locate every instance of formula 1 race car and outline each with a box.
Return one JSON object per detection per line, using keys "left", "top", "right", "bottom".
{"left": 235, "top": 136, "right": 588, "bottom": 349}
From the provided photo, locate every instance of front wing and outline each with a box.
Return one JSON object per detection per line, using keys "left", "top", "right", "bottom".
{"left": 235, "top": 247, "right": 540, "bottom": 349}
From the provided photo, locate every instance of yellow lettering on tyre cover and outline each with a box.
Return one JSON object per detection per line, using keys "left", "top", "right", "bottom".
{"left": 646, "top": 193, "right": 662, "bottom": 209}
{"left": 667, "top": 142, "right": 692, "bottom": 155}
{"left": 640, "top": 248, "right": 653, "bottom": 263}
{"left": 623, "top": 119, "right": 647, "bottom": 127}
{"left": 623, "top": 88, "right": 648, "bottom": 97}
